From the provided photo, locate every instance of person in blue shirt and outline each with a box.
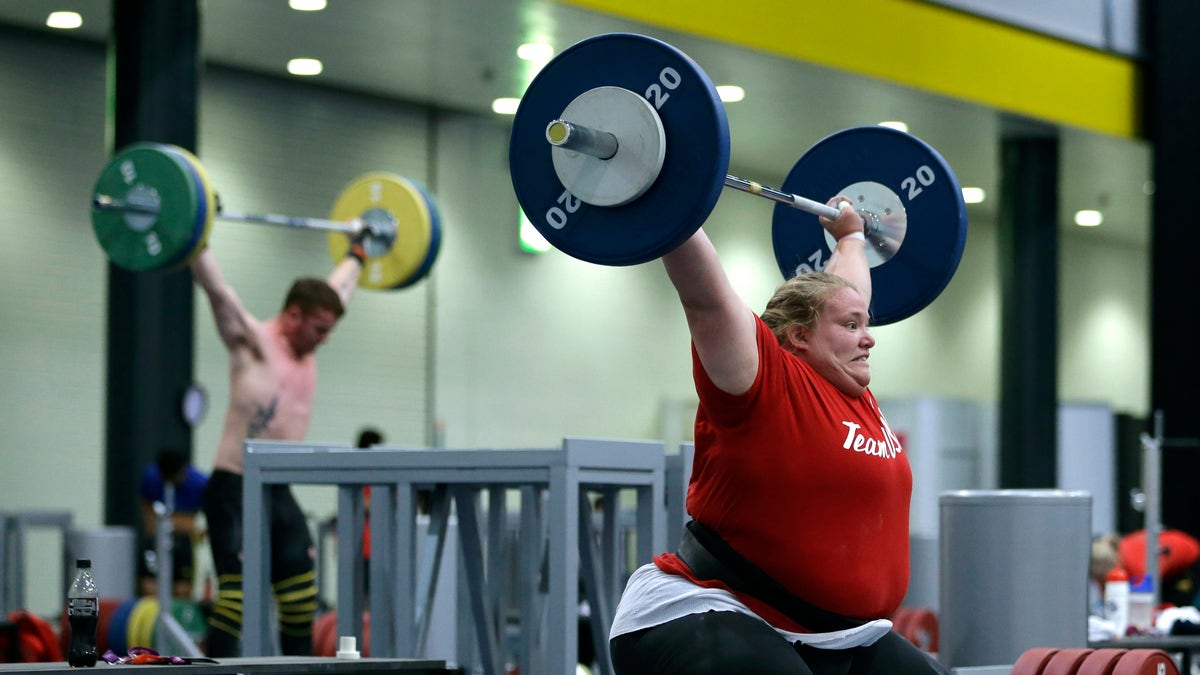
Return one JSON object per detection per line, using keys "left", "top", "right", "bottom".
{"left": 138, "top": 449, "right": 209, "bottom": 598}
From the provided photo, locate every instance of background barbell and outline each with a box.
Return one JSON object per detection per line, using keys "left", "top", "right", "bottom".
{"left": 90, "top": 143, "right": 442, "bottom": 290}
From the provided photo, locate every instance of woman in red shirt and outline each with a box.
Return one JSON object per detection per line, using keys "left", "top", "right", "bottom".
{"left": 609, "top": 197, "right": 946, "bottom": 674}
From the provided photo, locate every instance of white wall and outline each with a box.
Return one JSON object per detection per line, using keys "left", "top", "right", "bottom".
{"left": 1059, "top": 231, "right": 1151, "bottom": 413}
{"left": 0, "top": 33, "right": 109, "bottom": 616}
{"left": 925, "top": 0, "right": 1140, "bottom": 55}
{"left": 0, "top": 28, "right": 1152, "bottom": 616}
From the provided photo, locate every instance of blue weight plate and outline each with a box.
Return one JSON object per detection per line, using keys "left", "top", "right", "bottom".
{"left": 392, "top": 180, "right": 442, "bottom": 289}
{"left": 157, "top": 144, "right": 210, "bottom": 269}
{"left": 771, "top": 126, "right": 967, "bottom": 325}
{"left": 106, "top": 598, "right": 136, "bottom": 655}
{"left": 509, "top": 32, "right": 730, "bottom": 266}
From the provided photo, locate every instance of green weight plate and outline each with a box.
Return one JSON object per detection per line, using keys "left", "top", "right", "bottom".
{"left": 91, "top": 143, "right": 201, "bottom": 271}
{"left": 148, "top": 599, "right": 207, "bottom": 647}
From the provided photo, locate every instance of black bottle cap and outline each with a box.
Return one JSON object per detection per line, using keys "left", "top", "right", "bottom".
{"left": 76, "top": 559, "right": 91, "bottom": 568}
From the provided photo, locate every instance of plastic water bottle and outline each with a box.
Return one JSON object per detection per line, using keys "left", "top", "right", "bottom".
{"left": 66, "top": 559, "right": 98, "bottom": 667}
{"left": 1104, "top": 565, "right": 1130, "bottom": 636}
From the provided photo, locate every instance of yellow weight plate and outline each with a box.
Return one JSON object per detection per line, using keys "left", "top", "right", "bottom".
{"left": 163, "top": 145, "right": 217, "bottom": 267}
{"left": 327, "top": 173, "right": 437, "bottom": 290}
{"left": 127, "top": 597, "right": 158, "bottom": 649}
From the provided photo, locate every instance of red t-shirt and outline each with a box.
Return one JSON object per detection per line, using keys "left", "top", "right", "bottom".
{"left": 1119, "top": 529, "right": 1200, "bottom": 581}
{"left": 655, "top": 315, "right": 912, "bottom": 633}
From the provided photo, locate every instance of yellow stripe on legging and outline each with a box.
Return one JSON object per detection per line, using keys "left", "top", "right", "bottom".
{"left": 213, "top": 590, "right": 243, "bottom": 613}
{"left": 275, "top": 585, "right": 318, "bottom": 604}
{"left": 207, "top": 615, "right": 241, "bottom": 639}
{"left": 279, "top": 602, "right": 320, "bottom": 623}
{"left": 271, "top": 570, "right": 316, "bottom": 590}
{"left": 279, "top": 598, "right": 320, "bottom": 612}
{"left": 210, "top": 600, "right": 243, "bottom": 625}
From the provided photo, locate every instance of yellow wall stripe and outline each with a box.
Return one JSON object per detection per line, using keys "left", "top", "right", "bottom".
{"left": 556, "top": 0, "right": 1139, "bottom": 138}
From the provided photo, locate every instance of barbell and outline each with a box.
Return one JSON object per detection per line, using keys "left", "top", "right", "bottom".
{"left": 89, "top": 142, "right": 442, "bottom": 290}
{"left": 508, "top": 32, "right": 969, "bottom": 325}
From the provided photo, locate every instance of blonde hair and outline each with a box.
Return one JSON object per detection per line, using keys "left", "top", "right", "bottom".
{"left": 760, "top": 272, "right": 858, "bottom": 345}
{"left": 1090, "top": 533, "right": 1120, "bottom": 580}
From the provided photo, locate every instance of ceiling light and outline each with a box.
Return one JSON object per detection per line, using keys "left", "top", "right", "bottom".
{"left": 1074, "top": 210, "right": 1103, "bottom": 227}
{"left": 493, "top": 98, "right": 521, "bottom": 115}
{"left": 878, "top": 121, "right": 909, "bottom": 133}
{"left": 46, "top": 11, "right": 82, "bottom": 29}
{"left": 961, "top": 187, "right": 986, "bottom": 204}
{"left": 517, "top": 43, "right": 554, "bottom": 63}
{"left": 716, "top": 86, "right": 744, "bottom": 103}
{"left": 287, "top": 58, "right": 323, "bottom": 76}
{"left": 288, "top": 0, "right": 326, "bottom": 10}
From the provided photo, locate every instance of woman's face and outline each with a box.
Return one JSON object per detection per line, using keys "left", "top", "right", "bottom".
{"left": 788, "top": 286, "right": 875, "bottom": 397}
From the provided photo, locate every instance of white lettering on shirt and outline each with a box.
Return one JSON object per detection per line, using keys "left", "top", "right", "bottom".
{"left": 840, "top": 418, "right": 904, "bottom": 459}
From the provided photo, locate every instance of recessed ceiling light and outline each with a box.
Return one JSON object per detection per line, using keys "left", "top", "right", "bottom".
{"left": 287, "top": 58, "right": 323, "bottom": 76}
{"left": 1074, "top": 209, "right": 1103, "bottom": 227}
{"left": 288, "top": 0, "right": 326, "bottom": 10}
{"left": 46, "top": 11, "right": 82, "bottom": 29}
{"left": 492, "top": 98, "right": 521, "bottom": 115}
{"left": 961, "top": 187, "right": 986, "bottom": 204}
{"left": 517, "top": 43, "right": 554, "bottom": 63}
{"left": 716, "top": 85, "right": 744, "bottom": 103}
{"left": 878, "top": 121, "right": 909, "bottom": 133}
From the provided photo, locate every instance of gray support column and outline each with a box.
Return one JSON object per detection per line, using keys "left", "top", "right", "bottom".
{"left": 103, "top": 0, "right": 200, "bottom": 528}
{"left": 1142, "top": 0, "right": 1200, "bottom": 537}
{"left": 997, "top": 130, "right": 1059, "bottom": 488}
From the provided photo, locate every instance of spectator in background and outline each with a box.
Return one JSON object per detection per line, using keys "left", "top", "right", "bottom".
{"left": 138, "top": 449, "right": 209, "bottom": 598}
{"left": 356, "top": 428, "right": 384, "bottom": 595}
{"left": 353, "top": 427, "right": 433, "bottom": 598}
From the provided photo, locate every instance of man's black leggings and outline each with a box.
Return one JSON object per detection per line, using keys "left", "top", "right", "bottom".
{"left": 203, "top": 470, "right": 318, "bottom": 658}
{"left": 610, "top": 610, "right": 949, "bottom": 675}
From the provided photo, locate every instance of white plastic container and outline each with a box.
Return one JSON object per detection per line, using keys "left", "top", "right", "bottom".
{"left": 1104, "top": 566, "right": 1130, "bottom": 636}
{"left": 1128, "top": 576, "right": 1154, "bottom": 632}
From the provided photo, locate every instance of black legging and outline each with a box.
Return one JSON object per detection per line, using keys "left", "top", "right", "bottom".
{"left": 610, "top": 610, "right": 948, "bottom": 675}
{"left": 203, "top": 470, "right": 318, "bottom": 657}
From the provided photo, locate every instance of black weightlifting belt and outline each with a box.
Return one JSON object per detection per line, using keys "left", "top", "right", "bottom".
{"left": 677, "top": 520, "right": 868, "bottom": 633}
